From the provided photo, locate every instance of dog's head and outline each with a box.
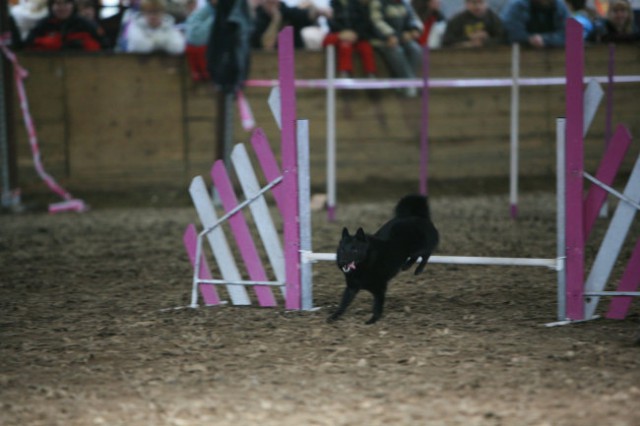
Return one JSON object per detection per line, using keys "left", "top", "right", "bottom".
{"left": 336, "top": 227, "right": 368, "bottom": 274}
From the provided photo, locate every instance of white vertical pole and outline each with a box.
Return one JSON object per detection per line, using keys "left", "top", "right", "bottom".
{"left": 326, "top": 45, "right": 337, "bottom": 221}
{"left": 556, "top": 118, "right": 567, "bottom": 321}
{"left": 297, "top": 119, "right": 313, "bottom": 310}
{"left": 510, "top": 43, "right": 520, "bottom": 219}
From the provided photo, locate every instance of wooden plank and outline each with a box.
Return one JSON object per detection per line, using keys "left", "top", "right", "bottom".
{"left": 583, "top": 125, "right": 632, "bottom": 238}
{"left": 606, "top": 237, "right": 640, "bottom": 319}
{"left": 65, "top": 55, "right": 184, "bottom": 180}
{"left": 211, "top": 160, "right": 277, "bottom": 307}
{"left": 584, "top": 153, "right": 640, "bottom": 319}
{"left": 231, "top": 143, "right": 286, "bottom": 296}
{"left": 189, "top": 175, "right": 252, "bottom": 305}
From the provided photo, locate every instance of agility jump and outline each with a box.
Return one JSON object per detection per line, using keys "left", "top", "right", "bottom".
{"left": 183, "top": 20, "right": 639, "bottom": 323}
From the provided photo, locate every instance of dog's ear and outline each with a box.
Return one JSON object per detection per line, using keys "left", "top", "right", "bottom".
{"left": 342, "top": 227, "right": 350, "bottom": 239}
{"left": 355, "top": 227, "right": 366, "bottom": 240}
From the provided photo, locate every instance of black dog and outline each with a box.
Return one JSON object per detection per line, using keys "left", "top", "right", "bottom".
{"left": 328, "top": 194, "right": 439, "bottom": 324}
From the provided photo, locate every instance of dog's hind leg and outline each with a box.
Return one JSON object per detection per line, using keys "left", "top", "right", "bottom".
{"left": 414, "top": 254, "right": 430, "bottom": 275}
{"left": 401, "top": 256, "right": 418, "bottom": 271}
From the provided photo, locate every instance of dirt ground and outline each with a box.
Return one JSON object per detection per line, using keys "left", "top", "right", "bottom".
{"left": 1, "top": 192, "right": 639, "bottom": 426}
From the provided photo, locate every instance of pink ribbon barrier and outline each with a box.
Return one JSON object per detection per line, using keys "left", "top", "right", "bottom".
{"left": 49, "top": 199, "right": 88, "bottom": 213}
{"left": 236, "top": 90, "right": 255, "bottom": 131}
{"left": 1, "top": 34, "right": 88, "bottom": 214}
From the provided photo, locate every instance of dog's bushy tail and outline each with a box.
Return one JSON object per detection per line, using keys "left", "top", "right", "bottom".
{"left": 394, "top": 194, "right": 431, "bottom": 219}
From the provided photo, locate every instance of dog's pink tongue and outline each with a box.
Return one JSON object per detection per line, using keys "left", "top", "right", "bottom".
{"left": 342, "top": 261, "right": 356, "bottom": 273}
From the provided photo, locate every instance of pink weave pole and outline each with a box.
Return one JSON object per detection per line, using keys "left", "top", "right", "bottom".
{"left": 278, "top": 27, "right": 301, "bottom": 310}
{"left": 564, "top": 19, "right": 586, "bottom": 320}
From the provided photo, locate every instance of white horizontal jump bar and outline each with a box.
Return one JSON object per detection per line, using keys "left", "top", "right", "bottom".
{"left": 246, "top": 75, "right": 640, "bottom": 90}
{"left": 584, "top": 291, "right": 640, "bottom": 297}
{"left": 197, "top": 279, "right": 285, "bottom": 287}
{"left": 301, "top": 251, "right": 560, "bottom": 270}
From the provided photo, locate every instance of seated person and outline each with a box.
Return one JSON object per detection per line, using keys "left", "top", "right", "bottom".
{"left": 443, "top": 0, "right": 506, "bottom": 47}
{"left": 185, "top": 0, "right": 216, "bottom": 81}
{"left": 564, "top": 0, "right": 599, "bottom": 41}
{"left": 369, "top": 0, "right": 423, "bottom": 88}
{"left": 598, "top": 0, "right": 640, "bottom": 43}
{"left": 77, "top": 0, "right": 112, "bottom": 48}
{"left": 250, "top": 0, "right": 332, "bottom": 50}
{"left": 500, "top": 0, "right": 569, "bottom": 48}
{"left": 24, "top": 0, "right": 106, "bottom": 51}
{"left": 323, "top": 0, "right": 377, "bottom": 77}
{"left": 121, "top": 0, "right": 186, "bottom": 54}
{"left": 411, "top": 0, "right": 446, "bottom": 47}
{"left": 10, "top": 0, "right": 48, "bottom": 42}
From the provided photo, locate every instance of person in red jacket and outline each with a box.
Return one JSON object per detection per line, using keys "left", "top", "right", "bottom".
{"left": 24, "top": 0, "right": 107, "bottom": 51}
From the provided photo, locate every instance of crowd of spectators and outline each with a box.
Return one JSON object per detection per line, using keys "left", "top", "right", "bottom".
{"left": 7, "top": 0, "right": 640, "bottom": 82}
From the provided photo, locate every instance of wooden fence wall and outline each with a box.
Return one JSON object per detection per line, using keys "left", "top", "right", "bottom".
{"left": 10, "top": 46, "right": 640, "bottom": 196}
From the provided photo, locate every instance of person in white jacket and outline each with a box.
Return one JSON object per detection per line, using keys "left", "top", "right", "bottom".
{"left": 124, "top": 0, "right": 186, "bottom": 54}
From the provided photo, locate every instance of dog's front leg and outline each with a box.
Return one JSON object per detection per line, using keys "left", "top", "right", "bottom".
{"left": 327, "top": 286, "right": 359, "bottom": 323}
{"left": 366, "top": 291, "right": 386, "bottom": 325}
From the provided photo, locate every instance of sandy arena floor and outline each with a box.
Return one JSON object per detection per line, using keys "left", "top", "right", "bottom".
{"left": 1, "top": 192, "right": 639, "bottom": 425}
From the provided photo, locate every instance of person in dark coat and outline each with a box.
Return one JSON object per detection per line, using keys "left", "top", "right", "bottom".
{"left": 24, "top": 0, "right": 107, "bottom": 51}
{"left": 500, "top": 0, "right": 569, "bottom": 48}
{"left": 442, "top": 0, "right": 506, "bottom": 47}
{"left": 207, "top": 0, "right": 252, "bottom": 93}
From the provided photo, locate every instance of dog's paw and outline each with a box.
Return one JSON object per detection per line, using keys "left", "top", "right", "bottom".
{"left": 326, "top": 313, "right": 341, "bottom": 323}
{"left": 364, "top": 317, "right": 379, "bottom": 325}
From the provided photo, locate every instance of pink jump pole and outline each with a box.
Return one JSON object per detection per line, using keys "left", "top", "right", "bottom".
{"left": 278, "top": 27, "right": 301, "bottom": 310}
{"left": 564, "top": 18, "right": 586, "bottom": 320}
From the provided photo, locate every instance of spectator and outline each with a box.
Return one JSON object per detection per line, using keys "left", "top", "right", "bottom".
{"left": 370, "top": 0, "right": 423, "bottom": 95}
{"left": 76, "top": 0, "right": 112, "bottom": 47}
{"left": 501, "top": 0, "right": 569, "bottom": 48}
{"left": 442, "top": 0, "right": 506, "bottom": 47}
{"left": 10, "top": 0, "right": 48, "bottom": 42}
{"left": 250, "top": 0, "right": 332, "bottom": 50}
{"left": 323, "top": 0, "right": 378, "bottom": 77}
{"left": 8, "top": 14, "right": 24, "bottom": 50}
{"left": 24, "top": 0, "right": 106, "bottom": 51}
{"left": 165, "top": 0, "right": 193, "bottom": 23}
{"left": 599, "top": 0, "right": 640, "bottom": 43}
{"left": 411, "top": 0, "right": 446, "bottom": 47}
{"left": 122, "top": 0, "right": 186, "bottom": 54}
{"left": 565, "top": 0, "right": 599, "bottom": 41}
{"left": 185, "top": 0, "right": 216, "bottom": 81}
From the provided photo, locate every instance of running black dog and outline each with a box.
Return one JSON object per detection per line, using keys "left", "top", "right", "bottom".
{"left": 328, "top": 194, "right": 439, "bottom": 324}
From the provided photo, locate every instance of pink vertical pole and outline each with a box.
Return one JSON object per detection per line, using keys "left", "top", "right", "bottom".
{"left": 565, "top": 19, "right": 585, "bottom": 320}
{"left": 419, "top": 45, "right": 430, "bottom": 196}
{"left": 278, "top": 27, "right": 301, "bottom": 310}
